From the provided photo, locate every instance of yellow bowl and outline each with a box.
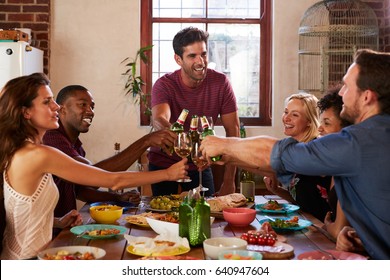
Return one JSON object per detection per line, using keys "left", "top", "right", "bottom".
{"left": 89, "top": 205, "right": 123, "bottom": 224}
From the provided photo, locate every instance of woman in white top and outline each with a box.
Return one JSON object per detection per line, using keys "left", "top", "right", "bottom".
{"left": 0, "top": 73, "right": 189, "bottom": 259}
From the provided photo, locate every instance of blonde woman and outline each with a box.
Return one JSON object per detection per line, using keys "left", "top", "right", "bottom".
{"left": 264, "top": 92, "right": 332, "bottom": 221}
{"left": 0, "top": 73, "right": 188, "bottom": 259}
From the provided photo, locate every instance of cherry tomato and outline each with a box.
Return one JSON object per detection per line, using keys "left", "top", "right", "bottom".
{"left": 63, "top": 255, "right": 75, "bottom": 260}
{"left": 248, "top": 234, "right": 257, "bottom": 245}
{"left": 240, "top": 233, "right": 248, "bottom": 241}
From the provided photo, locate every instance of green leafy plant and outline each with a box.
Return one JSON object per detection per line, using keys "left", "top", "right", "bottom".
{"left": 121, "top": 45, "right": 153, "bottom": 116}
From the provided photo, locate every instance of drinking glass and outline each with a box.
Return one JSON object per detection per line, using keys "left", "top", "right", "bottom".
{"left": 191, "top": 140, "right": 208, "bottom": 194}
{"left": 174, "top": 132, "right": 192, "bottom": 182}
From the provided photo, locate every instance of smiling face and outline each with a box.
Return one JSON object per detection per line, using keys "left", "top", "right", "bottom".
{"left": 175, "top": 41, "right": 208, "bottom": 88}
{"left": 23, "top": 85, "right": 60, "bottom": 136}
{"left": 318, "top": 108, "right": 344, "bottom": 136}
{"left": 59, "top": 89, "right": 95, "bottom": 138}
{"left": 282, "top": 98, "right": 311, "bottom": 141}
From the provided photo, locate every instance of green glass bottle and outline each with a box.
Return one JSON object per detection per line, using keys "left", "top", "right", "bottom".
{"left": 170, "top": 109, "right": 189, "bottom": 133}
{"left": 179, "top": 197, "right": 193, "bottom": 239}
{"left": 200, "top": 116, "right": 221, "bottom": 161}
{"left": 188, "top": 115, "right": 200, "bottom": 144}
{"left": 168, "top": 109, "right": 189, "bottom": 153}
{"left": 188, "top": 197, "right": 210, "bottom": 247}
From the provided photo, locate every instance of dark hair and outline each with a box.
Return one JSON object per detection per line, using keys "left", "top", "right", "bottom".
{"left": 0, "top": 72, "right": 50, "bottom": 181}
{"left": 354, "top": 49, "right": 390, "bottom": 114}
{"left": 172, "top": 27, "right": 209, "bottom": 58}
{"left": 56, "top": 85, "right": 88, "bottom": 105}
{"left": 317, "top": 86, "right": 351, "bottom": 128}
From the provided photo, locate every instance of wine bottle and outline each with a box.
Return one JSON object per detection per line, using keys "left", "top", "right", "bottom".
{"left": 238, "top": 123, "right": 255, "bottom": 202}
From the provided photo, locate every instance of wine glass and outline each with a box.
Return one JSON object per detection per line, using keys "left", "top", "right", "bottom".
{"left": 191, "top": 140, "right": 209, "bottom": 195}
{"left": 174, "top": 132, "right": 192, "bottom": 182}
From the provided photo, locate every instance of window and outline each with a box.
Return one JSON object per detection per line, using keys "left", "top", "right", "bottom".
{"left": 140, "top": 0, "right": 272, "bottom": 126}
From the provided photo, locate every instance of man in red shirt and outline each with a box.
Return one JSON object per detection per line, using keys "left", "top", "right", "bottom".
{"left": 43, "top": 85, "right": 177, "bottom": 224}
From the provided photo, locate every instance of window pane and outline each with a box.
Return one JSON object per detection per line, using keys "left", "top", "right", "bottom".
{"left": 152, "top": 23, "right": 205, "bottom": 83}
{"left": 208, "top": 24, "right": 260, "bottom": 117}
{"left": 208, "top": 0, "right": 260, "bottom": 18}
{"left": 153, "top": 0, "right": 205, "bottom": 18}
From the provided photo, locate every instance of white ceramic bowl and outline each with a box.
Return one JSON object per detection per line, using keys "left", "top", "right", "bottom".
{"left": 37, "top": 246, "right": 106, "bottom": 260}
{"left": 203, "top": 237, "right": 248, "bottom": 260}
{"left": 146, "top": 216, "right": 215, "bottom": 236}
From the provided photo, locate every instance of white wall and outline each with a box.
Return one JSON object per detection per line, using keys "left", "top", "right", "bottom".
{"left": 50, "top": 0, "right": 318, "bottom": 165}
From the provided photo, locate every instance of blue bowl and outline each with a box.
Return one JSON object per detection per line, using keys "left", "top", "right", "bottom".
{"left": 218, "top": 250, "right": 263, "bottom": 260}
{"left": 90, "top": 201, "right": 135, "bottom": 211}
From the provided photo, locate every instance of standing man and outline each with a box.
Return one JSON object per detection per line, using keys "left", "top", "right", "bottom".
{"left": 43, "top": 85, "right": 178, "bottom": 220}
{"left": 200, "top": 49, "right": 390, "bottom": 259}
{"left": 149, "top": 27, "right": 240, "bottom": 196}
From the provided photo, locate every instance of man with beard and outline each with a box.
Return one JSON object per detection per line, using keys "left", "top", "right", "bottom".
{"left": 200, "top": 49, "right": 390, "bottom": 259}
{"left": 43, "top": 85, "right": 178, "bottom": 229}
{"left": 149, "top": 27, "right": 240, "bottom": 196}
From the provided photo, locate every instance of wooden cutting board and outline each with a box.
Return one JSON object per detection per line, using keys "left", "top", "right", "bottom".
{"left": 247, "top": 241, "right": 294, "bottom": 260}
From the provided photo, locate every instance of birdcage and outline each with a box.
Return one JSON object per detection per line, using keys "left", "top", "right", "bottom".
{"left": 298, "top": 0, "right": 379, "bottom": 97}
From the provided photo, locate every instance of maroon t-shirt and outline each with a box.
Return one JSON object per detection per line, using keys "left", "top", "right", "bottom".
{"left": 43, "top": 121, "right": 86, "bottom": 217}
{"left": 148, "top": 68, "right": 238, "bottom": 169}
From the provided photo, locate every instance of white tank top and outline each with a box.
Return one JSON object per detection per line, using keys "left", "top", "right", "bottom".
{"left": 1, "top": 172, "right": 59, "bottom": 260}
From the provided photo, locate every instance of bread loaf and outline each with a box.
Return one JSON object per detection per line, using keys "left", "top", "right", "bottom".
{"left": 207, "top": 193, "right": 247, "bottom": 212}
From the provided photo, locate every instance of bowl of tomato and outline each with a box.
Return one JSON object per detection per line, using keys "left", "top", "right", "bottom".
{"left": 240, "top": 231, "right": 277, "bottom": 246}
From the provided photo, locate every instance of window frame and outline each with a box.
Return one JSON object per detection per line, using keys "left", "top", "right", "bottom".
{"left": 140, "top": 0, "right": 272, "bottom": 126}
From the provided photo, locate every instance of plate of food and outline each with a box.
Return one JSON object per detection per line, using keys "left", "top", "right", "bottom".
{"left": 297, "top": 250, "right": 368, "bottom": 260}
{"left": 90, "top": 201, "right": 135, "bottom": 211}
{"left": 259, "top": 216, "right": 312, "bottom": 232}
{"left": 207, "top": 193, "right": 251, "bottom": 218}
{"left": 256, "top": 200, "right": 300, "bottom": 214}
{"left": 38, "top": 246, "right": 106, "bottom": 260}
{"left": 147, "top": 195, "right": 183, "bottom": 212}
{"left": 125, "top": 212, "right": 177, "bottom": 227}
{"left": 70, "top": 224, "right": 127, "bottom": 239}
{"left": 125, "top": 234, "right": 190, "bottom": 257}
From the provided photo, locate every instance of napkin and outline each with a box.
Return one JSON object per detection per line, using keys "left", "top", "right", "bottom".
{"left": 125, "top": 233, "right": 190, "bottom": 256}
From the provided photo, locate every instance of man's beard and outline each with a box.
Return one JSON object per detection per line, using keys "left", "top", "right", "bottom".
{"left": 340, "top": 102, "right": 360, "bottom": 124}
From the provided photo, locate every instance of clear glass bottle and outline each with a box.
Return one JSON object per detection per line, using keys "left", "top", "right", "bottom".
{"left": 200, "top": 115, "right": 221, "bottom": 161}
{"left": 238, "top": 123, "right": 255, "bottom": 202}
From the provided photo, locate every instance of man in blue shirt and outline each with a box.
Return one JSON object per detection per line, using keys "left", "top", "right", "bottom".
{"left": 200, "top": 49, "right": 390, "bottom": 260}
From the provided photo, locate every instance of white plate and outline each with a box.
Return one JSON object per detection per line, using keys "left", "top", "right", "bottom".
{"left": 37, "top": 246, "right": 106, "bottom": 260}
{"left": 146, "top": 216, "right": 215, "bottom": 236}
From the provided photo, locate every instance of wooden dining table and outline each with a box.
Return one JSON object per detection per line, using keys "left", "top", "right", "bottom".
{"left": 46, "top": 195, "right": 338, "bottom": 260}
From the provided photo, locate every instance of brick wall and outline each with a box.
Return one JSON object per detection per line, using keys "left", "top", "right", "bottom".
{"left": 0, "top": 0, "right": 50, "bottom": 74}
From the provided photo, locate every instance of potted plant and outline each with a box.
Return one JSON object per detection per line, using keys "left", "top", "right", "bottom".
{"left": 121, "top": 45, "right": 153, "bottom": 116}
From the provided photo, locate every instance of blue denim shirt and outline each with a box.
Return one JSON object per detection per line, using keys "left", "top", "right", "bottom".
{"left": 271, "top": 114, "right": 390, "bottom": 260}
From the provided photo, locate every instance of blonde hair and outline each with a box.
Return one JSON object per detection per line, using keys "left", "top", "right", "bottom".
{"left": 285, "top": 92, "right": 320, "bottom": 143}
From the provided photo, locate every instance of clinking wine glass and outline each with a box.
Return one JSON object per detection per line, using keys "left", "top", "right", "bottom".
{"left": 191, "top": 140, "right": 209, "bottom": 196}
{"left": 174, "top": 132, "right": 192, "bottom": 182}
